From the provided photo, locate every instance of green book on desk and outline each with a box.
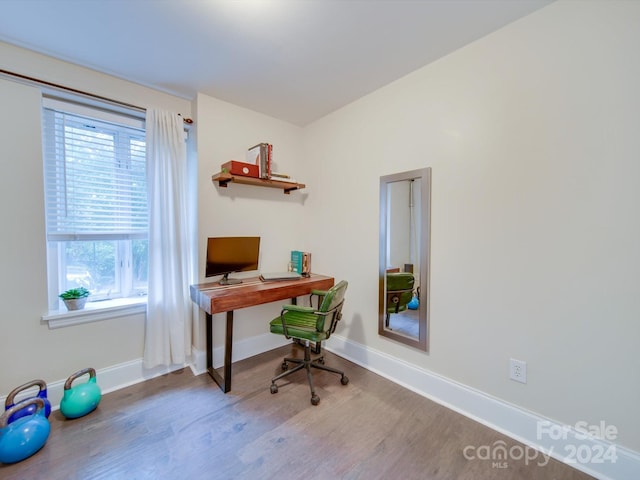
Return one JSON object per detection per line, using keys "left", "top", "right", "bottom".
{"left": 290, "top": 250, "right": 311, "bottom": 275}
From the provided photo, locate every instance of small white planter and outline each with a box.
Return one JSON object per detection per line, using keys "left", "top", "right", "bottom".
{"left": 63, "top": 297, "right": 88, "bottom": 311}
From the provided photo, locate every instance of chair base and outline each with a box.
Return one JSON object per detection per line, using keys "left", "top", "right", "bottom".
{"left": 270, "top": 341, "right": 348, "bottom": 405}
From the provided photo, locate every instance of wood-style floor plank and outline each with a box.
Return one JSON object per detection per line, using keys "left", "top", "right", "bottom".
{"left": 0, "top": 344, "right": 593, "bottom": 479}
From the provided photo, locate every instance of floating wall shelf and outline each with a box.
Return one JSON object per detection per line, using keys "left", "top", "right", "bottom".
{"left": 211, "top": 172, "right": 305, "bottom": 194}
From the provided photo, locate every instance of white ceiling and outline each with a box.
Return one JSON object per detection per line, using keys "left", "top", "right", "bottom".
{"left": 0, "top": 0, "right": 552, "bottom": 126}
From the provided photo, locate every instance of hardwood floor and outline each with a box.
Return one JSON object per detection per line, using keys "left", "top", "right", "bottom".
{"left": 387, "top": 308, "right": 419, "bottom": 338}
{"left": 1, "top": 344, "right": 594, "bottom": 479}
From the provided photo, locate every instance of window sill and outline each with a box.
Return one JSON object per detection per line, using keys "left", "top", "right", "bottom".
{"left": 42, "top": 297, "right": 146, "bottom": 329}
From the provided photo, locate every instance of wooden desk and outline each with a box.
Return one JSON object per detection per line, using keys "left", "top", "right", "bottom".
{"left": 190, "top": 274, "right": 335, "bottom": 393}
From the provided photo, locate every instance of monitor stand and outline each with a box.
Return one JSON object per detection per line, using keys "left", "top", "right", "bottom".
{"left": 219, "top": 273, "right": 242, "bottom": 286}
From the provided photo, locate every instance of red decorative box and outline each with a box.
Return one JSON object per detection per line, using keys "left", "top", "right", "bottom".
{"left": 221, "top": 160, "right": 259, "bottom": 178}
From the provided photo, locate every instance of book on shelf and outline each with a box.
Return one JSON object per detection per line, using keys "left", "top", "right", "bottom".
{"left": 270, "top": 172, "right": 291, "bottom": 180}
{"left": 247, "top": 142, "right": 272, "bottom": 179}
{"left": 220, "top": 160, "right": 259, "bottom": 178}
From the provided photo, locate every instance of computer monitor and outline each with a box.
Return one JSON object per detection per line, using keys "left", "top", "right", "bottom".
{"left": 205, "top": 236, "right": 260, "bottom": 285}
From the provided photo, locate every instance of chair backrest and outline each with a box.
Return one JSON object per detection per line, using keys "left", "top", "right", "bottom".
{"left": 386, "top": 272, "right": 414, "bottom": 313}
{"left": 317, "top": 280, "right": 348, "bottom": 335}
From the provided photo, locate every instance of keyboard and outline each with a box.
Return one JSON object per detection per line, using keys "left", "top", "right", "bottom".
{"left": 259, "top": 272, "right": 302, "bottom": 282}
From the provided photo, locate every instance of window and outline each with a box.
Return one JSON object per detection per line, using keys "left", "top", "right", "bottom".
{"left": 42, "top": 98, "right": 147, "bottom": 310}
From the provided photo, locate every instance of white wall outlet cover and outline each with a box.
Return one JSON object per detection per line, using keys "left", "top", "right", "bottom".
{"left": 510, "top": 358, "right": 527, "bottom": 384}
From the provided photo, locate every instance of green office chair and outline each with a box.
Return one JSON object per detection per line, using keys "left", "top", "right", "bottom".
{"left": 385, "top": 272, "right": 415, "bottom": 328}
{"left": 269, "top": 280, "right": 349, "bottom": 405}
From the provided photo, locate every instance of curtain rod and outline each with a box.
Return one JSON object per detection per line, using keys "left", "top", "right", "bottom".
{"left": 0, "top": 68, "right": 193, "bottom": 124}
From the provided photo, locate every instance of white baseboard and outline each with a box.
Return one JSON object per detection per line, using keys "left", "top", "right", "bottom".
{"left": 190, "top": 346, "right": 207, "bottom": 376}
{"left": 190, "top": 333, "right": 290, "bottom": 376}
{"left": 325, "top": 335, "right": 640, "bottom": 480}
{"left": 1, "top": 360, "right": 186, "bottom": 414}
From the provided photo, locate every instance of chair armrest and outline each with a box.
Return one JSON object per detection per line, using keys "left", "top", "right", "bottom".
{"left": 310, "top": 289, "right": 328, "bottom": 296}
{"left": 282, "top": 304, "right": 315, "bottom": 314}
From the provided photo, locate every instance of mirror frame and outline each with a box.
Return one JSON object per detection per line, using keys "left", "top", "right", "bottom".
{"left": 378, "top": 167, "right": 431, "bottom": 351}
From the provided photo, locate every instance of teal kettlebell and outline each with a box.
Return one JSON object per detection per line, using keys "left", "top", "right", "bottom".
{"left": 60, "top": 368, "right": 101, "bottom": 419}
{"left": 0, "top": 397, "right": 50, "bottom": 464}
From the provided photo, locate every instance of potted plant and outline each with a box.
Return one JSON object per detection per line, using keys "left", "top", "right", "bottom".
{"left": 59, "top": 287, "right": 90, "bottom": 311}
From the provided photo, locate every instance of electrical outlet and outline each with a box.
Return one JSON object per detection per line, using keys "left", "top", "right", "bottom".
{"left": 509, "top": 358, "right": 527, "bottom": 384}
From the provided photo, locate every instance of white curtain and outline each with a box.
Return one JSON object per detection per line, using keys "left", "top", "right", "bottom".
{"left": 143, "top": 109, "right": 192, "bottom": 368}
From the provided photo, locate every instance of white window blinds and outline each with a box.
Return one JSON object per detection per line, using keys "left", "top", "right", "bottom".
{"left": 42, "top": 105, "right": 147, "bottom": 241}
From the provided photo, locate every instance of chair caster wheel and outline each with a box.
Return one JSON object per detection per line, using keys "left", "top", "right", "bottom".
{"left": 311, "top": 395, "right": 320, "bottom": 406}
{"left": 317, "top": 357, "right": 325, "bottom": 365}
{"left": 341, "top": 376, "right": 349, "bottom": 385}
{"left": 281, "top": 362, "right": 288, "bottom": 371}
{"left": 270, "top": 384, "right": 278, "bottom": 394}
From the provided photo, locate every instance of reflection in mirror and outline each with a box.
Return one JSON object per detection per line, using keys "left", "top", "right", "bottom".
{"left": 379, "top": 168, "right": 430, "bottom": 351}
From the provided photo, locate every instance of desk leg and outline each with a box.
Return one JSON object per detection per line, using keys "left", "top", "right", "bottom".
{"left": 206, "top": 312, "right": 213, "bottom": 376}
{"left": 206, "top": 310, "right": 234, "bottom": 393}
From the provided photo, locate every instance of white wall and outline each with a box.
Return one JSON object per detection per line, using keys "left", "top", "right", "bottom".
{"left": 303, "top": 0, "right": 640, "bottom": 453}
{"left": 192, "top": 93, "right": 306, "bottom": 354}
{"left": 0, "top": 43, "right": 191, "bottom": 394}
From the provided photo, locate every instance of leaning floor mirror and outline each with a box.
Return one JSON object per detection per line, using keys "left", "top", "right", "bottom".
{"left": 379, "top": 167, "right": 431, "bottom": 351}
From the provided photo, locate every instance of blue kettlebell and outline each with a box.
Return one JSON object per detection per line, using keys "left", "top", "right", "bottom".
{"left": 60, "top": 367, "right": 102, "bottom": 419}
{"left": 0, "top": 397, "right": 50, "bottom": 464}
{"left": 407, "top": 295, "right": 419, "bottom": 310}
{"left": 5, "top": 379, "right": 51, "bottom": 423}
